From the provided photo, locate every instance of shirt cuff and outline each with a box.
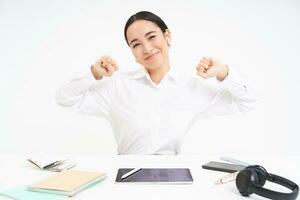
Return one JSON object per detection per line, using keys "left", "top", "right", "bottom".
{"left": 62, "top": 72, "right": 98, "bottom": 97}
{"left": 81, "top": 72, "right": 99, "bottom": 88}
{"left": 218, "top": 66, "right": 247, "bottom": 90}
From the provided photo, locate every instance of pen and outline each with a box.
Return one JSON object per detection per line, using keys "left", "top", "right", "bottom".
{"left": 214, "top": 171, "right": 239, "bottom": 185}
{"left": 220, "top": 156, "right": 250, "bottom": 166}
{"left": 121, "top": 168, "right": 142, "bottom": 180}
{"left": 43, "top": 160, "right": 62, "bottom": 169}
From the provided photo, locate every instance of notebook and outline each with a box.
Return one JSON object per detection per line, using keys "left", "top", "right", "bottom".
{"left": 115, "top": 168, "right": 193, "bottom": 184}
{"left": 27, "top": 170, "right": 107, "bottom": 197}
{"left": 0, "top": 186, "right": 66, "bottom": 200}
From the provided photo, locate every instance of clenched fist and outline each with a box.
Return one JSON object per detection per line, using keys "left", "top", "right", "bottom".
{"left": 91, "top": 55, "right": 119, "bottom": 80}
{"left": 196, "top": 57, "right": 228, "bottom": 81}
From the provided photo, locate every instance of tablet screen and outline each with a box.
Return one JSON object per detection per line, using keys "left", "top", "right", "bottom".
{"left": 115, "top": 168, "right": 193, "bottom": 183}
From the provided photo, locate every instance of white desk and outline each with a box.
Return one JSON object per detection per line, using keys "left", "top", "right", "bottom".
{"left": 0, "top": 154, "right": 299, "bottom": 200}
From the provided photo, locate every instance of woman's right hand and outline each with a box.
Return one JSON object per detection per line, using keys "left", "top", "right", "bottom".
{"left": 91, "top": 55, "right": 119, "bottom": 80}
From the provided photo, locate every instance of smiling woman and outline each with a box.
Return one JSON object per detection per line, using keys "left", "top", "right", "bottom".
{"left": 56, "top": 11, "right": 256, "bottom": 155}
{"left": 126, "top": 19, "right": 171, "bottom": 84}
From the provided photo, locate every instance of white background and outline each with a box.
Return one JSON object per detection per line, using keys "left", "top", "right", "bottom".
{"left": 0, "top": 0, "right": 299, "bottom": 156}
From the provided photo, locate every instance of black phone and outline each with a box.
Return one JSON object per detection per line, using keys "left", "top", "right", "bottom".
{"left": 202, "top": 161, "right": 246, "bottom": 173}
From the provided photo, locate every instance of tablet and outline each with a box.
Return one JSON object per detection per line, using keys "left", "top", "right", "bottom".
{"left": 115, "top": 168, "right": 193, "bottom": 184}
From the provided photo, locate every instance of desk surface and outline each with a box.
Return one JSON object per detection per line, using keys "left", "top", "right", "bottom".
{"left": 0, "top": 154, "right": 299, "bottom": 200}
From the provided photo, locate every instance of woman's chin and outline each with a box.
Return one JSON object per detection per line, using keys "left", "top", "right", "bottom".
{"left": 145, "top": 65, "right": 161, "bottom": 71}
{"left": 144, "top": 60, "right": 164, "bottom": 70}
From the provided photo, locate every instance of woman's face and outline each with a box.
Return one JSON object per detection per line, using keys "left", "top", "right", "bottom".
{"left": 126, "top": 20, "right": 170, "bottom": 72}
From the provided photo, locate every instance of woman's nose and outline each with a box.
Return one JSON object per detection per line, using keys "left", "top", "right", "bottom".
{"left": 143, "top": 42, "right": 153, "bottom": 54}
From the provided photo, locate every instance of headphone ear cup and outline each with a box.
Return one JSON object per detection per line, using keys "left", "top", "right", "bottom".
{"left": 236, "top": 168, "right": 259, "bottom": 196}
{"left": 254, "top": 167, "right": 267, "bottom": 187}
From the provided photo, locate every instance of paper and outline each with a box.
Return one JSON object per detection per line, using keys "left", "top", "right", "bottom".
{"left": 0, "top": 186, "right": 66, "bottom": 200}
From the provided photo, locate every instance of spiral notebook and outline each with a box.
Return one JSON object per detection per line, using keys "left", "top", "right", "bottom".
{"left": 115, "top": 168, "right": 193, "bottom": 184}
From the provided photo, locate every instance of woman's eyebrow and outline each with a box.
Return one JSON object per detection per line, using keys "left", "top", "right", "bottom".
{"left": 129, "top": 31, "right": 157, "bottom": 46}
{"left": 145, "top": 30, "right": 156, "bottom": 36}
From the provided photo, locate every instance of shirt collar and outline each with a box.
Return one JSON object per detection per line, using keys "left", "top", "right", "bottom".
{"left": 130, "top": 67, "right": 180, "bottom": 83}
{"left": 130, "top": 67, "right": 148, "bottom": 80}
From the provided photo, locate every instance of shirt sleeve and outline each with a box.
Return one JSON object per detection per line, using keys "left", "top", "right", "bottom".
{"left": 56, "top": 72, "right": 114, "bottom": 119}
{"left": 217, "top": 66, "right": 256, "bottom": 113}
{"left": 192, "top": 66, "right": 257, "bottom": 118}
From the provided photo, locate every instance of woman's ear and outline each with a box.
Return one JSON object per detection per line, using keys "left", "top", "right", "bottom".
{"left": 167, "top": 38, "right": 171, "bottom": 46}
{"left": 164, "top": 29, "right": 171, "bottom": 46}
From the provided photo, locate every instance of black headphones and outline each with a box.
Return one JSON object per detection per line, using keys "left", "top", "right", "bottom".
{"left": 236, "top": 165, "right": 299, "bottom": 200}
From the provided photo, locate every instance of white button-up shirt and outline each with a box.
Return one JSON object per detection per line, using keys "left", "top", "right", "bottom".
{"left": 56, "top": 67, "right": 255, "bottom": 155}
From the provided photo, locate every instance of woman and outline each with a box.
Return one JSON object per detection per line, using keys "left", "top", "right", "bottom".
{"left": 56, "top": 11, "right": 255, "bottom": 155}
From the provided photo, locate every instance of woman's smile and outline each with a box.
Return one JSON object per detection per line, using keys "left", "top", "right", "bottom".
{"left": 145, "top": 51, "right": 159, "bottom": 60}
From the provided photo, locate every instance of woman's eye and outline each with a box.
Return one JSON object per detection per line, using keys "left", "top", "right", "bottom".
{"left": 132, "top": 43, "right": 140, "bottom": 48}
{"left": 149, "top": 35, "right": 156, "bottom": 40}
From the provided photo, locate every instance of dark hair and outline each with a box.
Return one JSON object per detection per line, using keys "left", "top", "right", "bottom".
{"left": 124, "top": 11, "right": 168, "bottom": 46}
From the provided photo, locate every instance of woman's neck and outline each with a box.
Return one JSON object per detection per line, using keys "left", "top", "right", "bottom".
{"left": 147, "top": 64, "right": 170, "bottom": 84}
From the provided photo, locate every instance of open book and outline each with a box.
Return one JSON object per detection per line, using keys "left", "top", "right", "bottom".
{"left": 27, "top": 170, "right": 107, "bottom": 197}
{"left": 27, "top": 152, "right": 76, "bottom": 172}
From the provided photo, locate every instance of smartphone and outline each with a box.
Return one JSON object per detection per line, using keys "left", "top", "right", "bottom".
{"left": 202, "top": 161, "right": 246, "bottom": 173}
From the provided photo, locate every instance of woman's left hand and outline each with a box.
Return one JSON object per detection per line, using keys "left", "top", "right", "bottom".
{"left": 196, "top": 57, "right": 228, "bottom": 81}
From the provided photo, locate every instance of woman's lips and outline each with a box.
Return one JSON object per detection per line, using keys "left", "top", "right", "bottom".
{"left": 145, "top": 52, "right": 159, "bottom": 60}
